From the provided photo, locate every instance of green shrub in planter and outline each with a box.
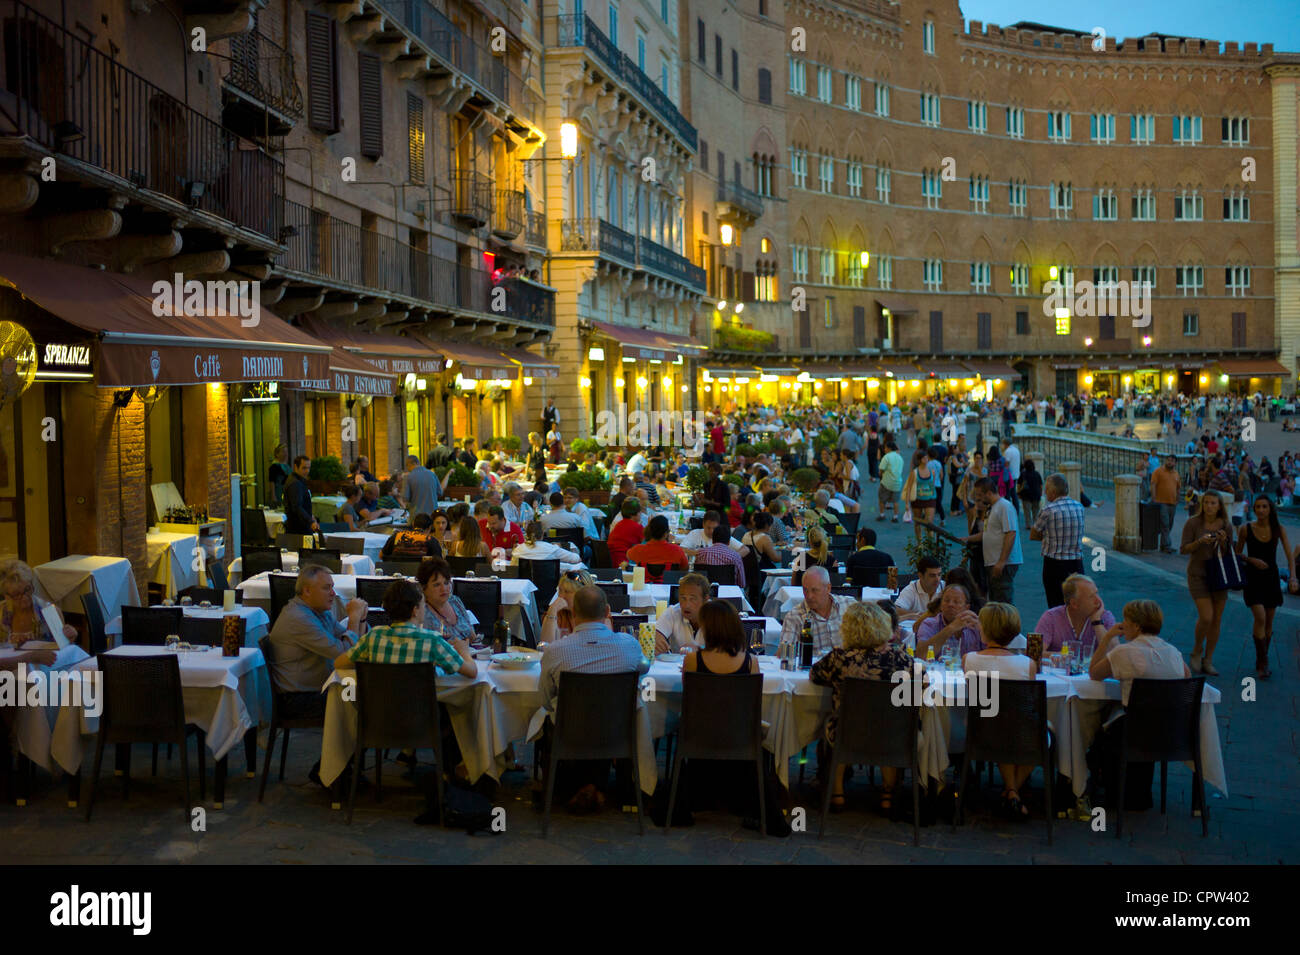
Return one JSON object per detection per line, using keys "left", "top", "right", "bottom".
{"left": 735, "top": 442, "right": 757, "bottom": 458}
{"left": 721, "top": 472, "right": 749, "bottom": 489}
{"left": 558, "top": 470, "right": 612, "bottom": 491}
{"left": 684, "top": 465, "right": 709, "bottom": 494}
{"left": 569, "top": 437, "right": 600, "bottom": 456}
{"left": 812, "top": 427, "right": 838, "bottom": 452}
{"left": 442, "top": 464, "right": 478, "bottom": 488}
{"left": 789, "top": 468, "right": 821, "bottom": 493}
{"left": 768, "top": 437, "right": 789, "bottom": 455}
{"left": 492, "top": 435, "right": 522, "bottom": 453}
{"left": 308, "top": 455, "right": 346, "bottom": 482}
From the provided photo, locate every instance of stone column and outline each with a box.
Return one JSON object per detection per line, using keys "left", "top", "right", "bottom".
{"left": 1125, "top": 397, "right": 1135, "bottom": 425}
{"left": 1027, "top": 450, "right": 1047, "bottom": 479}
{"left": 1207, "top": 398, "right": 1217, "bottom": 423}
{"left": 1113, "top": 473, "right": 1142, "bottom": 553}
{"left": 1060, "top": 460, "right": 1083, "bottom": 501}
{"left": 1035, "top": 405, "right": 1046, "bottom": 426}
{"left": 1015, "top": 408, "right": 1026, "bottom": 425}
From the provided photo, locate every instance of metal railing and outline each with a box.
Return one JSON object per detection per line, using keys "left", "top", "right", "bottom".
{"left": 552, "top": 14, "right": 697, "bottom": 150}
{"left": 380, "top": 0, "right": 509, "bottom": 104}
{"left": 637, "top": 235, "right": 706, "bottom": 290}
{"left": 560, "top": 219, "right": 704, "bottom": 290}
{"left": 1009, "top": 426, "right": 1197, "bottom": 489}
{"left": 0, "top": 0, "right": 283, "bottom": 240}
{"left": 716, "top": 180, "right": 764, "bottom": 219}
{"left": 278, "top": 199, "right": 553, "bottom": 327}
{"left": 225, "top": 29, "right": 304, "bottom": 122}
{"left": 525, "top": 209, "right": 547, "bottom": 248}
{"left": 491, "top": 188, "right": 524, "bottom": 239}
{"left": 449, "top": 170, "right": 492, "bottom": 226}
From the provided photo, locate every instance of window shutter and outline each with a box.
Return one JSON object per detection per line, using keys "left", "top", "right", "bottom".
{"left": 407, "top": 93, "right": 425, "bottom": 184}
{"left": 1232, "top": 312, "right": 1246, "bottom": 348}
{"left": 798, "top": 311, "right": 811, "bottom": 349}
{"left": 306, "top": 12, "right": 339, "bottom": 133}
{"left": 1015, "top": 310, "right": 1028, "bottom": 335}
{"left": 358, "top": 53, "right": 383, "bottom": 158}
{"left": 929, "top": 311, "right": 943, "bottom": 352}
{"left": 697, "top": 19, "right": 705, "bottom": 62}
{"left": 758, "top": 68, "right": 771, "bottom": 104}
{"left": 852, "top": 305, "right": 866, "bottom": 348}
{"left": 742, "top": 270, "right": 755, "bottom": 302}
{"left": 1099, "top": 315, "right": 1115, "bottom": 340}
{"left": 977, "top": 312, "right": 991, "bottom": 349}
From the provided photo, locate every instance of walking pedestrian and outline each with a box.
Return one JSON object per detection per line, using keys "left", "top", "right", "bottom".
{"left": 1029, "top": 473, "right": 1085, "bottom": 608}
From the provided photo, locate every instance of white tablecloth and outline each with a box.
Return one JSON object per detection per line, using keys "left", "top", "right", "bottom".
{"left": 322, "top": 531, "right": 392, "bottom": 561}
{"left": 34, "top": 555, "right": 141, "bottom": 622}
{"left": 146, "top": 531, "right": 200, "bottom": 598}
{"left": 10, "top": 645, "right": 270, "bottom": 775}
{"left": 227, "top": 551, "right": 375, "bottom": 584}
{"left": 104, "top": 604, "right": 271, "bottom": 648}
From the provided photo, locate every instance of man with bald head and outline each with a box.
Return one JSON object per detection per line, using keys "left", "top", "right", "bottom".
{"left": 778, "top": 565, "right": 856, "bottom": 653}
{"left": 1029, "top": 472, "right": 1086, "bottom": 607}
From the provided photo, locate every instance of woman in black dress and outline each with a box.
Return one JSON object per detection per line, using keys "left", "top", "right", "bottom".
{"left": 1236, "top": 495, "right": 1298, "bottom": 679}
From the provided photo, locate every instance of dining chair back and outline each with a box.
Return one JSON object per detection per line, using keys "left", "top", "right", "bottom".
{"left": 121, "top": 606, "right": 184, "bottom": 646}
{"left": 589, "top": 567, "right": 623, "bottom": 582}
{"left": 818, "top": 678, "right": 921, "bottom": 844}
{"left": 257, "top": 636, "right": 327, "bottom": 802}
{"left": 323, "top": 534, "right": 366, "bottom": 554}
{"left": 546, "top": 527, "right": 585, "bottom": 551}
{"left": 451, "top": 578, "right": 503, "bottom": 637}
{"left": 241, "top": 546, "right": 283, "bottom": 579}
{"left": 740, "top": 616, "right": 768, "bottom": 652}
{"left": 666, "top": 672, "right": 766, "bottom": 832}
{"left": 267, "top": 573, "right": 299, "bottom": 627}
{"left": 661, "top": 570, "right": 687, "bottom": 585}
{"left": 207, "top": 561, "right": 231, "bottom": 593}
{"left": 518, "top": 558, "right": 561, "bottom": 616}
{"left": 179, "top": 616, "right": 228, "bottom": 646}
{"left": 298, "top": 549, "right": 343, "bottom": 574}
{"left": 277, "top": 533, "right": 313, "bottom": 551}
{"left": 1115, "top": 677, "right": 1208, "bottom": 838}
{"left": 355, "top": 576, "right": 395, "bottom": 608}
{"left": 375, "top": 559, "right": 425, "bottom": 578}
{"left": 588, "top": 540, "right": 613, "bottom": 568}
{"left": 541, "top": 671, "right": 644, "bottom": 837}
{"left": 177, "top": 586, "right": 224, "bottom": 605}
{"left": 447, "top": 556, "right": 481, "bottom": 578}
{"left": 608, "top": 612, "right": 649, "bottom": 635}
{"left": 698, "top": 563, "right": 737, "bottom": 587}
{"left": 595, "top": 581, "right": 630, "bottom": 612}
{"left": 241, "top": 508, "right": 270, "bottom": 546}
{"left": 838, "top": 511, "right": 861, "bottom": 535}
{"left": 80, "top": 593, "right": 109, "bottom": 655}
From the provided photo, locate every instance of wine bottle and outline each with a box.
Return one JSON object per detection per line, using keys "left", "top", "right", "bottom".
{"left": 798, "top": 617, "right": 814, "bottom": 670}
{"left": 493, "top": 617, "right": 510, "bottom": 655}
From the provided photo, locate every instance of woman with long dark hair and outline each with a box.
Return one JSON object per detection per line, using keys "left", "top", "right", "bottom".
{"left": 1237, "top": 495, "right": 1298, "bottom": 679}
{"left": 1181, "top": 492, "right": 1231, "bottom": 675}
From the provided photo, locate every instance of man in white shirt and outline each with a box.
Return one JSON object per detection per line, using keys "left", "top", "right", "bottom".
{"left": 679, "top": 510, "right": 745, "bottom": 555}
{"left": 653, "top": 573, "right": 708, "bottom": 652}
{"left": 894, "top": 556, "right": 944, "bottom": 622}
{"left": 512, "top": 522, "right": 583, "bottom": 565}
{"left": 501, "top": 481, "right": 535, "bottom": 527}
{"left": 625, "top": 449, "right": 649, "bottom": 477}
{"left": 999, "top": 436, "right": 1021, "bottom": 510}
{"left": 965, "top": 477, "right": 1023, "bottom": 603}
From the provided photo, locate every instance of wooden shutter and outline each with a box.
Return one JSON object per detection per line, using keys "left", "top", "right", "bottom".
{"left": 306, "top": 12, "right": 339, "bottom": 133}
{"left": 358, "top": 53, "right": 383, "bottom": 158}
{"left": 758, "top": 68, "right": 771, "bottom": 104}
{"left": 731, "top": 49, "right": 738, "bottom": 90}
{"left": 742, "top": 270, "right": 755, "bottom": 302}
{"left": 1099, "top": 314, "right": 1115, "bottom": 340}
{"left": 1232, "top": 312, "right": 1246, "bottom": 348}
{"left": 697, "top": 19, "right": 705, "bottom": 61}
{"left": 1015, "top": 310, "right": 1028, "bottom": 335}
{"left": 852, "top": 305, "right": 866, "bottom": 348}
{"left": 407, "top": 93, "right": 425, "bottom": 185}
{"left": 929, "top": 310, "right": 943, "bottom": 352}
{"left": 798, "top": 311, "right": 811, "bottom": 349}
{"left": 977, "top": 312, "right": 991, "bottom": 349}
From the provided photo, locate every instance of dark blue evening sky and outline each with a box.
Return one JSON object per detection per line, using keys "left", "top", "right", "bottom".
{"left": 959, "top": 0, "right": 1300, "bottom": 53}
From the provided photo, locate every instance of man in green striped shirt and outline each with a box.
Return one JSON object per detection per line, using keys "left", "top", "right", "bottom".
{"left": 336, "top": 580, "right": 477, "bottom": 678}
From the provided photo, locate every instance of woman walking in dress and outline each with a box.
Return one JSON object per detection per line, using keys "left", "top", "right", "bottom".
{"left": 1180, "top": 492, "right": 1232, "bottom": 675}
{"left": 1237, "top": 496, "right": 1297, "bottom": 679}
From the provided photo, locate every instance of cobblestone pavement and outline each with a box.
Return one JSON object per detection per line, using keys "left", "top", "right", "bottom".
{"left": 3, "top": 421, "right": 1297, "bottom": 864}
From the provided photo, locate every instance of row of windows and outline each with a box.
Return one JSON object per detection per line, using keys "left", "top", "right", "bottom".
{"left": 787, "top": 58, "right": 1253, "bottom": 144}
{"left": 783, "top": 250, "right": 1254, "bottom": 298}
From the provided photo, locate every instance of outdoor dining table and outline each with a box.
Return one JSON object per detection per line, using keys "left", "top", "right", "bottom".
{"left": 227, "top": 551, "right": 376, "bottom": 584}
{"left": 311, "top": 495, "right": 347, "bottom": 525}
{"left": 3, "top": 644, "right": 270, "bottom": 808}
{"left": 146, "top": 530, "right": 201, "bottom": 598}
{"left": 104, "top": 603, "right": 271, "bottom": 648}
{"left": 34, "top": 555, "right": 141, "bottom": 622}
{"left": 320, "top": 531, "right": 394, "bottom": 561}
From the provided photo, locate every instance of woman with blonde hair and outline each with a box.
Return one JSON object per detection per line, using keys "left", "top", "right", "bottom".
{"left": 448, "top": 515, "right": 490, "bottom": 560}
{"left": 1180, "top": 491, "right": 1231, "bottom": 675}
{"left": 540, "top": 568, "right": 594, "bottom": 644}
{"left": 793, "top": 524, "right": 838, "bottom": 573}
{"left": 965, "top": 601, "right": 1036, "bottom": 818}
{"left": 810, "top": 601, "right": 913, "bottom": 811}
{"left": 0, "top": 559, "right": 79, "bottom": 668}
{"left": 526, "top": 431, "right": 547, "bottom": 473}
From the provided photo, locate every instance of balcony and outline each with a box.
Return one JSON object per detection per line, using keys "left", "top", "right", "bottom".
{"left": 379, "top": 0, "right": 511, "bottom": 111}
{"left": 552, "top": 15, "right": 697, "bottom": 151}
{"left": 449, "top": 171, "right": 492, "bottom": 228}
{"left": 0, "top": 0, "right": 284, "bottom": 242}
{"left": 715, "top": 180, "right": 764, "bottom": 226}
{"left": 560, "top": 218, "right": 637, "bottom": 267}
{"left": 637, "top": 236, "right": 706, "bottom": 291}
{"left": 491, "top": 188, "right": 524, "bottom": 241}
{"left": 223, "top": 29, "right": 304, "bottom": 138}
{"left": 278, "top": 199, "right": 553, "bottom": 328}
{"left": 525, "top": 209, "right": 547, "bottom": 249}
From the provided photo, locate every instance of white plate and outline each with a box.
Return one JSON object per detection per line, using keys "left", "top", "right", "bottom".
{"left": 491, "top": 652, "right": 540, "bottom": 669}
{"left": 656, "top": 653, "right": 685, "bottom": 664}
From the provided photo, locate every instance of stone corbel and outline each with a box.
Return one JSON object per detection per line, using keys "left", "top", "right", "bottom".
{"left": 44, "top": 209, "right": 121, "bottom": 256}
{"left": 313, "top": 298, "right": 360, "bottom": 320}
{"left": 136, "top": 249, "right": 231, "bottom": 283}
{"left": 397, "top": 55, "right": 432, "bottom": 81}
{"left": 185, "top": 9, "right": 255, "bottom": 44}
{"left": 276, "top": 289, "right": 327, "bottom": 316}
{"left": 0, "top": 170, "right": 38, "bottom": 215}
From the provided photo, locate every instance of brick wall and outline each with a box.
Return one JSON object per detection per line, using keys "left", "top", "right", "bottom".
{"left": 86, "top": 387, "right": 149, "bottom": 597}
{"left": 206, "top": 385, "right": 230, "bottom": 520}
{"left": 325, "top": 396, "right": 342, "bottom": 461}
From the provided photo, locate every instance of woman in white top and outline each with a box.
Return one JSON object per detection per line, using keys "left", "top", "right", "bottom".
{"left": 963, "top": 602, "right": 1036, "bottom": 818}
{"left": 1089, "top": 598, "right": 1189, "bottom": 705}
{"left": 512, "top": 521, "right": 583, "bottom": 566}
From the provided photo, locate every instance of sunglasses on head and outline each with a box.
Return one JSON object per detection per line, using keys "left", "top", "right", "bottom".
{"left": 563, "top": 570, "right": 585, "bottom": 581}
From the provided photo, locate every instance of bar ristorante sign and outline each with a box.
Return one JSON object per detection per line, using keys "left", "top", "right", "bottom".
{"left": 296, "top": 368, "right": 396, "bottom": 397}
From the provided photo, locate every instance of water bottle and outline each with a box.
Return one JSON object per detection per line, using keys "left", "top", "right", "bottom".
{"left": 493, "top": 617, "right": 510, "bottom": 655}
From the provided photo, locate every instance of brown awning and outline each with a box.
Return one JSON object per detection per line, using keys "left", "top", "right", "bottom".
{"left": 438, "top": 339, "right": 519, "bottom": 380}
{"left": 509, "top": 348, "right": 561, "bottom": 379}
{"left": 289, "top": 347, "right": 399, "bottom": 397}
{"left": 963, "top": 360, "right": 1019, "bottom": 378}
{"left": 876, "top": 362, "right": 926, "bottom": 381}
{"left": 298, "top": 317, "right": 444, "bottom": 376}
{"left": 918, "top": 360, "right": 972, "bottom": 378}
{"left": 590, "top": 320, "right": 703, "bottom": 361}
{"left": 0, "top": 252, "right": 331, "bottom": 387}
{"left": 1218, "top": 359, "right": 1291, "bottom": 377}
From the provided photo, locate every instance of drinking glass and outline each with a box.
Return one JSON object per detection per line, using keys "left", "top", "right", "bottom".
{"left": 165, "top": 634, "right": 180, "bottom": 652}
{"left": 941, "top": 639, "right": 957, "bottom": 670}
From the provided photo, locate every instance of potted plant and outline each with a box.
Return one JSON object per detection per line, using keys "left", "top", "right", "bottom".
{"left": 307, "top": 455, "right": 347, "bottom": 495}
{"left": 440, "top": 463, "right": 481, "bottom": 501}
{"left": 683, "top": 465, "right": 710, "bottom": 495}
{"left": 557, "top": 468, "right": 613, "bottom": 504}
{"left": 903, "top": 533, "right": 954, "bottom": 575}
{"left": 789, "top": 467, "right": 821, "bottom": 494}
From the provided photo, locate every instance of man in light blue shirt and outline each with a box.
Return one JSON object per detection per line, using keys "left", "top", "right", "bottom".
{"left": 502, "top": 481, "right": 536, "bottom": 526}
{"left": 401, "top": 455, "right": 441, "bottom": 517}
{"left": 540, "top": 586, "right": 647, "bottom": 714}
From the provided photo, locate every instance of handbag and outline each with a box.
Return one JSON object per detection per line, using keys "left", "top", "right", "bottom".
{"left": 1205, "top": 545, "right": 1245, "bottom": 592}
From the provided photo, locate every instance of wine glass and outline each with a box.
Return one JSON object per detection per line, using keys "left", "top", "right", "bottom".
{"left": 165, "top": 634, "right": 180, "bottom": 652}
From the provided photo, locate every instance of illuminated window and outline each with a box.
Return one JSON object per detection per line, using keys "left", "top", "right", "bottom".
{"left": 1055, "top": 314, "right": 1071, "bottom": 335}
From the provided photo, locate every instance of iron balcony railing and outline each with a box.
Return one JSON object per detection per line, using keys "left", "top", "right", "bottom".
{"left": 277, "top": 199, "right": 552, "bottom": 327}
{"left": 552, "top": 14, "right": 697, "bottom": 151}
{"left": 380, "top": 0, "right": 508, "bottom": 103}
{"left": 561, "top": 219, "right": 704, "bottom": 290}
{"left": 1011, "top": 429, "right": 1197, "bottom": 489}
{"left": 716, "top": 180, "right": 764, "bottom": 220}
{"left": 0, "top": 0, "right": 284, "bottom": 241}
{"left": 524, "top": 209, "right": 547, "bottom": 248}
{"left": 449, "top": 170, "right": 492, "bottom": 227}
{"left": 225, "top": 28, "right": 304, "bottom": 123}
{"left": 491, "top": 188, "right": 524, "bottom": 240}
